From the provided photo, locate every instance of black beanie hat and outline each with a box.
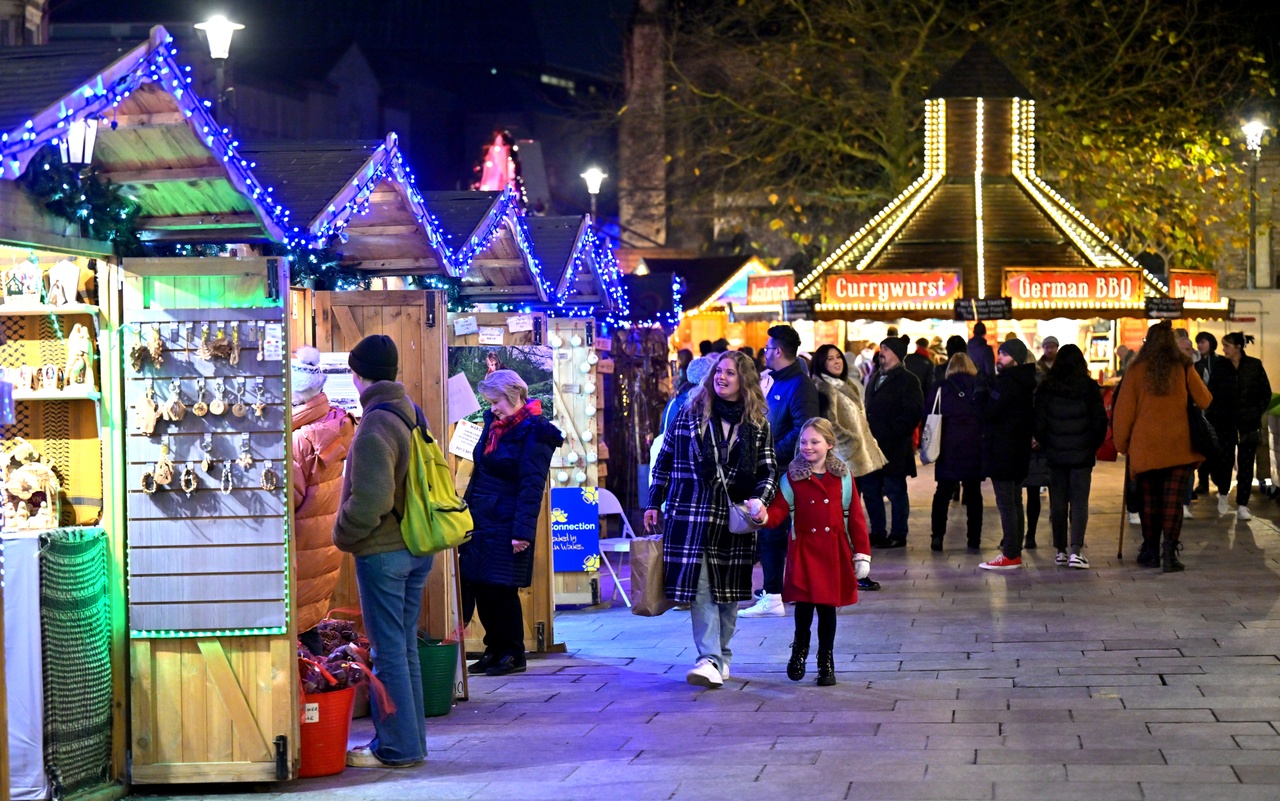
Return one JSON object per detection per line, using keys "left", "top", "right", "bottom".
{"left": 880, "top": 335, "right": 908, "bottom": 362}
{"left": 348, "top": 334, "right": 398, "bottom": 382}
{"left": 946, "top": 335, "right": 967, "bottom": 358}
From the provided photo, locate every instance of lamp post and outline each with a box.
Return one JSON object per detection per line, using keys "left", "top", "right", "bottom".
{"left": 195, "top": 15, "right": 244, "bottom": 122}
{"left": 581, "top": 167, "right": 606, "bottom": 220}
{"left": 1243, "top": 119, "right": 1266, "bottom": 289}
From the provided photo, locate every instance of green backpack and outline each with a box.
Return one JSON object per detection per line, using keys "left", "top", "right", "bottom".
{"left": 366, "top": 403, "right": 473, "bottom": 556}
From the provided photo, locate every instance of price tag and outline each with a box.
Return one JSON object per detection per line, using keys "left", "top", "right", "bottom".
{"left": 453, "top": 316, "right": 479, "bottom": 336}
{"left": 506, "top": 313, "right": 534, "bottom": 332}
{"left": 263, "top": 323, "right": 283, "bottom": 361}
{"left": 304, "top": 703, "right": 320, "bottom": 723}
{"left": 477, "top": 326, "right": 504, "bottom": 345}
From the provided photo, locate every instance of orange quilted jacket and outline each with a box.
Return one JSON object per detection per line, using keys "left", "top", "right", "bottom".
{"left": 291, "top": 393, "right": 355, "bottom": 633}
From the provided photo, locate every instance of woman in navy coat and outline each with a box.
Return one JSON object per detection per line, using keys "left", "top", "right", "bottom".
{"left": 461, "top": 370, "right": 564, "bottom": 677}
{"left": 928, "top": 353, "right": 985, "bottom": 551}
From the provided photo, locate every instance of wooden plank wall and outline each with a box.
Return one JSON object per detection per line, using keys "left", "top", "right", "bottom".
{"left": 120, "top": 257, "right": 298, "bottom": 783}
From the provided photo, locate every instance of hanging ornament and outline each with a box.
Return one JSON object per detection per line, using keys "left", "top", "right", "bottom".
{"left": 585, "top": 406, "right": 597, "bottom": 418}
{"left": 566, "top": 452, "right": 579, "bottom": 465}
{"left": 573, "top": 470, "right": 587, "bottom": 484}
{"left": 550, "top": 334, "right": 563, "bottom": 349}
{"left": 570, "top": 335, "right": 582, "bottom": 348}
{"left": 586, "top": 450, "right": 598, "bottom": 464}
{"left": 556, "top": 471, "right": 569, "bottom": 484}
{"left": 585, "top": 382, "right": 596, "bottom": 394}
{"left": 582, "top": 430, "right": 593, "bottom": 442}
{"left": 180, "top": 463, "right": 198, "bottom": 497}
{"left": 260, "top": 460, "right": 280, "bottom": 492}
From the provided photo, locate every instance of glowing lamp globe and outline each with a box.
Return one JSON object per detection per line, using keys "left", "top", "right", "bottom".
{"left": 1243, "top": 120, "right": 1267, "bottom": 154}
{"left": 580, "top": 167, "right": 607, "bottom": 196}
{"left": 195, "top": 15, "right": 245, "bottom": 59}
{"left": 59, "top": 118, "right": 98, "bottom": 166}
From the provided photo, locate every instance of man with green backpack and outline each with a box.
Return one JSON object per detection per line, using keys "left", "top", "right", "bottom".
{"left": 333, "top": 334, "right": 464, "bottom": 769}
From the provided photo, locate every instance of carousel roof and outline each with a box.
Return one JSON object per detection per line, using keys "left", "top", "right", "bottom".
{"left": 798, "top": 43, "right": 1208, "bottom": 318}
{"left": 0, "top": 27, "right": 294, "bottom": 244}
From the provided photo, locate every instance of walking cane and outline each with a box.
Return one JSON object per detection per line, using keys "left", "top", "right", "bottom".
{"left": 1116, "top": 455, "right": 1127, "bottom": 560}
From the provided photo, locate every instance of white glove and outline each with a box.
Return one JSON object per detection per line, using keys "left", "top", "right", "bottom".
{"left": 854, "top": 554, "right": 871, "bottom": 580}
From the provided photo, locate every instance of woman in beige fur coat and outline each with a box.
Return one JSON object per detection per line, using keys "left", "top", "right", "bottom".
{"left": 810, "top": 344, "right": 888, "bottom": 590}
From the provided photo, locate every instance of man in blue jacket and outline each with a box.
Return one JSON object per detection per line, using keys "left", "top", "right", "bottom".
{"left": 741, "top": 324, "right": 819, "bottom": 618}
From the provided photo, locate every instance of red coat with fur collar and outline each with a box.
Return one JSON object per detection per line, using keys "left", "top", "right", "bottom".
{"left": 763, "top": 455, "right": 870, "bottom": 606}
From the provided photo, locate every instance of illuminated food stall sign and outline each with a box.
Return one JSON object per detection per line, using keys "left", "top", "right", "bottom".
{"left": 824, "top": 271, "right": 962, "bottom": 305}
{"left": 746, "top": 272, "right": 795, "bottom": 305}
{"left": 1004, "top": 268, "right": 1142, "bottom": 305}
{"left": 1169, "top": 270, "right": 1219, "bottom": 303}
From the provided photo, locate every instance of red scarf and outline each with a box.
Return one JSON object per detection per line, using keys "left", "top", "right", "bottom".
{"left": 484, "top": 399, "right": 541, "bottom": 454}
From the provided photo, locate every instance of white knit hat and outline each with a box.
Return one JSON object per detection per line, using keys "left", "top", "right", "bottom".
{"left": 291, "top": 346, "right": 326, "bottom": 404}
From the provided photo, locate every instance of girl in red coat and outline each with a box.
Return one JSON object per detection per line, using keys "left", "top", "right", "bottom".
{"left": 755, "top": 417, "right": 872, "bottom": 685}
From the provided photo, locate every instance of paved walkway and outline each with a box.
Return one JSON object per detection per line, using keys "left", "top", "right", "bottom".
{"left": 134, "top": 462, "right": 1280, "bottom": 800}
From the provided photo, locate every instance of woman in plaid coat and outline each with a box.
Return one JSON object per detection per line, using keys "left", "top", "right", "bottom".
{"left": 645, "top": 350, "right": 777, "bottom": 689}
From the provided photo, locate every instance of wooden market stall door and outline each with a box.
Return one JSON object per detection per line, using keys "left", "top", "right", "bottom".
{"left": 116, "top": 258, "right": 299, "bottom": 783}
{"left": 312, "top": 291, "right": 460, "bottom": 645}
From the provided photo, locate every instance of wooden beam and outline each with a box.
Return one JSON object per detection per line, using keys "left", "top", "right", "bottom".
{"left": 137, "top": 228, "right": 270, "bottom": 244}
{"left": 112, "top": 111, "right": 186, "bottom": 128}
{"left": 138, "top": 213, "right": 262, "bottom": 230}
{"left": 353, "top": 258, "right": 441, "bottom": 273}
{"left": 471, "top": 258, "right": 525, "bottom": 269}
{"left": 102, "top": 165, "right": 228, "bottom": 185}
{"left": 346, "top": 223, "right": 421, "bottom": 236}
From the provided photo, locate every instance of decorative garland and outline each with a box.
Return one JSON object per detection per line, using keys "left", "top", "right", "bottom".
{"left": 22, "top": 145, "right": 144, "bottom": 256}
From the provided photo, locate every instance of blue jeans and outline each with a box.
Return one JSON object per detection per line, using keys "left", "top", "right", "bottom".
{"left": 861, "top": 469, "right": 909, "bottom": 540}
{"left": 354, "top": 549, "right": 434, "bottom": 766}
{"left": 691, "top": 555, "right": 737, "bottom": 673}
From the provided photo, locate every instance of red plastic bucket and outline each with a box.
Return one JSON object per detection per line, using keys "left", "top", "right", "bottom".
{"left": 298, "top": 686, "right": 356, "bottom": 778}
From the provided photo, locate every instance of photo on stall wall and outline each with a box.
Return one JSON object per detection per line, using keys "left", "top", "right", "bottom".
{"left": 447, "top": 345, "right": 554, "bottom": 424}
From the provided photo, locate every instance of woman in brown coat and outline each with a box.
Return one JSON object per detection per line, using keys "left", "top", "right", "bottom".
{"left": 290, "top": 346, "right": 356, "bottom": 652}
{"left": 1112, "top": 321, "right": 1212, "bottom": 572}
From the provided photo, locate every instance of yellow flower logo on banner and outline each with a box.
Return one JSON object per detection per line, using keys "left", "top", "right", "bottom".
{"left": 582, "top": 554, "right": 601, "bottom": 572}
{"left": 581, "top": 487, "right": 599, "bottom": 505}
{"left": 550, "top": 508, "right": 568, "bottom": 523}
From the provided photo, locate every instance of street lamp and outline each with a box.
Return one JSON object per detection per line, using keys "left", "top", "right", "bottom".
{"left": 58, "top": 118, "right": 98, "bottom": 167}
{"left": 195, "top": 15, "right": 244, "bottom": 122}
{"left": 1243, "top": 119, "right": 1266, "bottom": 289}
{"left": 581, "top": 167, "right": 606, "bottom": 220}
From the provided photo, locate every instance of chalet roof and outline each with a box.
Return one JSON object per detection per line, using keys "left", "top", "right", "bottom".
{"left": 238, "top": 141, "right": 380, "bottom": 227}
{"left": 927, "top": 42, "right": 1032, "bottom": 100}
{"left": 640, "top": 255, "right": 756, "bottom": 311}
{"left": 419, "top": 191, "right": 505, "bottom": 249}
{"left": 0, "top": 27, "right": 293, "bottom": 244}
{"left": 524, "top": 216, "right": 584, "bottom": 292}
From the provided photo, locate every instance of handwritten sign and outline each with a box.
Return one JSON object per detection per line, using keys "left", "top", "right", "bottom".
{"left": 477, "top": 326, "right": 504, "bottom": 345}
{"left": 453, "top": 316, "right": 479, "bottom": 336}
{"left": 550, "top": 486, "right": 600, "bottom": 572}
{"left": 448, "top": 419, "right": 485, "bottom": 460}
{"left": 506, "top": 313, "right": 534, "bottom": 332}
{"left": 446, "top": 372, "right": 481, "bottom": 424}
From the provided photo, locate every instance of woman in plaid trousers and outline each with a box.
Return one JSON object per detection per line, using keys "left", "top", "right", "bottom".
{"left": 645, "top": 350, "right": 777, "bottom": 688}
{"left": 1113, "top": 321, "right": 1213, "bottom": 572}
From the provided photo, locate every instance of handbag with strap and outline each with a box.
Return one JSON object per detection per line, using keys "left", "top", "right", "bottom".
{"left": 919, "top": 389, "right": 943, "bottom": 465}
{"left": 1186, "top": 369, "right": 1219, "bottom": 461}
{"left": 708, "top": 420, "right": 761, "bottom": 534}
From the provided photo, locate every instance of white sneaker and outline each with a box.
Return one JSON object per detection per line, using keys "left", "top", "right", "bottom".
{"left": 1128, "top": 512, "right": 1140, "bottom": 526}
{"left": 720, "top": 663, "right": 731, "bottom": 680}
{"left": 1237, "top": 505, "right": 1253, "bottom": 521}
{"left": 1218, "top": 494, "right": 1231, "bottom": 516}
{"left": 686, "top": 658, "right": 724, "bottom": 688}
{"left": 1056, "top": 551, "right": 1069, "bottom": 565}
{"left": 1068, "top": 553, "right": 1090, "bottom": 569}
{"left": 1183, "top": 505, "right": 1193, "bottom": 520}
{"left": 738, "top": 592, "right": 784, "bottom": 617}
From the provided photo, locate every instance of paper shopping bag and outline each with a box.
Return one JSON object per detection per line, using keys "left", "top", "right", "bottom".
{"left": 629, "top": 536, "right": 677, "bottom": 617}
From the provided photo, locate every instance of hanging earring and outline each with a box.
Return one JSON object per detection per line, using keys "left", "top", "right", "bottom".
{"left": 260, "top": 460, "right": 279, "bottom": 492}
{"left": 180, "top": 462, "right": 199, "bottom": 497}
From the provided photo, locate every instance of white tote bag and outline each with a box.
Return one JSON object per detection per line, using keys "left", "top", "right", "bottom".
{"left": 919, "top": 390, "right": 943, "bottom": 465}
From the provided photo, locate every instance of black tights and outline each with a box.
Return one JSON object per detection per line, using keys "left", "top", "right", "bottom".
{"left": 794, "top": 602, "right": 837, "bottom": 651}
{"left": 1025, "top": 487, "right": 1041, "bottom": 538}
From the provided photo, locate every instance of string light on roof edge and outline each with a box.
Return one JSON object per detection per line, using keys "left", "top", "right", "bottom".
{"left": 974, "top": 97, "right": 986, "bottom": 299}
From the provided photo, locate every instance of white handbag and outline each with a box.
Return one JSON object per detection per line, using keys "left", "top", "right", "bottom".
{"left": 919, "top": 390, "right": 942, "bottom": 465}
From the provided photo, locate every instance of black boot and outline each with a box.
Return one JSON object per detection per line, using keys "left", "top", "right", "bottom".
{"left": 1162, "top": 540, "right": 1185, "bottom": 573}
{"left": 1136, "top": 536, "right": 1161, "bottom": 568}
{"left": 931, "top": 534, "right": 944, "bottom": 552}
{"left": 787, "top": 632, "right": 810, "bottom": 682}
{"left": 816, "top": 648, "right": 836, "bottom": 686}
{"left": 1024, "top": 532, "right": 1037, "bottom": 550}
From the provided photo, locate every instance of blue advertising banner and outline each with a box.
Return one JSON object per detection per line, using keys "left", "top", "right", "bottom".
{"left": 550, "top": 486, "right": 600, "bottom": 573}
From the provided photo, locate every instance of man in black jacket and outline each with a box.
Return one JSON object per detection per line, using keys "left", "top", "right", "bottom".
{"left": 1215, "top": 332, "right": 1273, "bottom": 520}
{"left": 741, "top": 324, "right": 819, "bottom": 618}
{"left": 863, "top": 335, "right": 924, "bottom": 548}
{"left": 978, "top": 339, "right": 1039, "bottom": 570}
{"left": 1194, "top": 332, "right": 1225, "bottom": 496}
{"left": 905, "top": 337, "right": 935, "bottom": 403}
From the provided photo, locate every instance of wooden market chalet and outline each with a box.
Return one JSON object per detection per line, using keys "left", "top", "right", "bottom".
{"left": 796, "top": 43, "right": 1228, "bottom": 321}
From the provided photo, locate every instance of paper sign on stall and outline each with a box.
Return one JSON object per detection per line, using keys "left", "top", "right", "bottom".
{"left": 448, "top": 419, "right": 485, "bottom": 460}
{"left": 506, "top": 313, "right": 534, "bottom": 332}
{"left": 477, "top": 326, "right": 505, "bottom": 345}
{"left": 453, "top": 316, "right": 479, "bottom": 336}
{"left": 263, "top": 323, "right": 284, "bottom": 361}
{"left": 446, "top": 372, "right": 482, "bottom": 424}
{"left": 319, "top": 352, "right": 362, "bottom": 415}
